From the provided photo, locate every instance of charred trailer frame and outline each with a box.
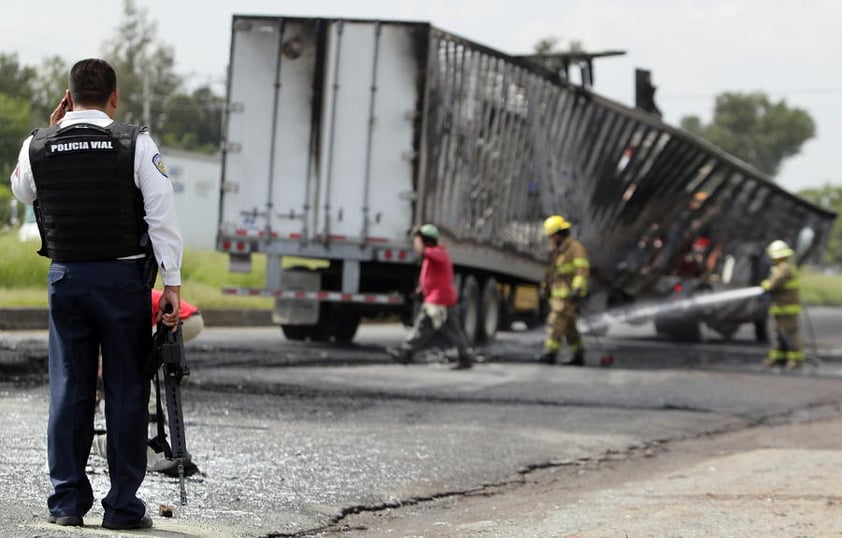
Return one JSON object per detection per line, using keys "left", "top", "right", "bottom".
{"left": 218, "top": 15, "right": 836, "bottom": 344}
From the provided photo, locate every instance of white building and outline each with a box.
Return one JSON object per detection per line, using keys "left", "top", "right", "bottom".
{"left": 162, "top": 148, "right": 221, "bottom": 250}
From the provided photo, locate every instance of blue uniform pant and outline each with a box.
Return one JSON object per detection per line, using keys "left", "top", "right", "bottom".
{"left": 46, "top": 260, "right": 151, "bottom": 523}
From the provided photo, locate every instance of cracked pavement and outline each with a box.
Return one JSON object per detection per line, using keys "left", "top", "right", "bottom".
{"left": 2, "top": 309, "right": 842, "bottom": 537}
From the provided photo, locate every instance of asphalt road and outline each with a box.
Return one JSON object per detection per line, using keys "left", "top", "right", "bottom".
{"left": 1, "top": 307, "right": 841, "bottom": 537}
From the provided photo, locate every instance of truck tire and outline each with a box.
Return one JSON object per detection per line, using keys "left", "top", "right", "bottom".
{"left": 281, "top": 325, "right": 309, "bottom": 341}
{"left": 479, "top": 277, "right": 500, "bottom": 342}
{"left": 307, "top": 321, "right": 332, "bottom": 342}
{"left": 329, "top": 308, "right": 361, "bottom": 343}
{"left": 460, "top": 275, "right": 481, "bottom": 344}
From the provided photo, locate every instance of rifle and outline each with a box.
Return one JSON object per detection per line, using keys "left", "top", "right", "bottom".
{"left": 149, "top": 304, "right": 191, "bottom": 505}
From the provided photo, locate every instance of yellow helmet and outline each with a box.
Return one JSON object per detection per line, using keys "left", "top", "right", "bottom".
{"left": 767, "top": 240, "right": 794, "bottom": 260}
{"left": 543, "top": 215, "right": 571, "bottom": 236}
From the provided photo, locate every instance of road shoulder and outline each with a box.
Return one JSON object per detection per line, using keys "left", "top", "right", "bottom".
{"left": 332, "top": 405, "right": 842, "bottom": 537}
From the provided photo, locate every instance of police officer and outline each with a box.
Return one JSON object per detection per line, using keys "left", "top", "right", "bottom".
{"left": 10, "top": 58, "right": 183, "bottom": 530}
{"left": 539, "top": 215, "right": 590, "bottom": 365}
{"left": 761, "top": 240, "right": 804, "bottom": 369}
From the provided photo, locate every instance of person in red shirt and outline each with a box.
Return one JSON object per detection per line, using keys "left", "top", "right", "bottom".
{"left": 389, "top": 224, "right": 474, "bottom": 369}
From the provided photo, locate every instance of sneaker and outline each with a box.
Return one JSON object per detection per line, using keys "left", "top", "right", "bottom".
{"left": 102, "top": 513, "right": 153, "bottom": 530}
{"left": 48, "top": 514, "right": 83, "bottom": 527}
{"left": 148, "top": 448, "right": 200, "bottom": 477}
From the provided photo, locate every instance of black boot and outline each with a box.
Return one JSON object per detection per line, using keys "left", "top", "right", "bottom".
{"left": 452, "top": 359, "right": 473, "bottom": 370}
{"left": 452, "top": 348, "right": 475, "bottom": 370}
{"left": 538, "top": 351, "right": 557, "bottom": 365}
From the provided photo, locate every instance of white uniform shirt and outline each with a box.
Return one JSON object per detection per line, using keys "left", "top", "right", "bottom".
{"left": 10, "top": 110, "right": 183, "bottom": 286}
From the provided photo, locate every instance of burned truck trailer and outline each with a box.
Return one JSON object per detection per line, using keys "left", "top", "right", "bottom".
{"left": 218, "top": 15, "right": 835, "bottom": 344}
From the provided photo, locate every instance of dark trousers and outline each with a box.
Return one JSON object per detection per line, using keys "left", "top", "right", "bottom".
{"left": 46, "top": 260, "right": 151, "bottom": 523}
{"left": 401, "top": 305, "right": 471, "bottom": 362}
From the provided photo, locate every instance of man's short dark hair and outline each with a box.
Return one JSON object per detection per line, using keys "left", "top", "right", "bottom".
{"left": 69, "top": 59, "right": 117, "bottom": 107}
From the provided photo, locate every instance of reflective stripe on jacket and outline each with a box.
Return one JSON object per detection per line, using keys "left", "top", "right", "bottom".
{"left": 761, "top": 259, "right": 800, "bottom": 317}
{"left": 544, "top": 237, "right": 589, "bottom": 299}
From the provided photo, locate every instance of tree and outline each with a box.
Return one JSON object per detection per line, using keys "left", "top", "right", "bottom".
{"left": 159, "top": 85, "right": 223, "bottom": 154}
{"left": 0, "top": 0, "right": 226, "bottom": 228}
{"left": 0, "top": 92, "right": 33, "bottom": 225}
{"left": 797, "top": 184, "right": 842, "bottom": 266}
{"left": 534, "top": 36, "right": 584, "bottom": 55}
{"left": 30, "top": 56, "right": 72, "bottom": 122}
{"left": 530, "top": 36, "right": 584, "bottom": 76}
{"left": 0, "top": 54, "right": 39, "bottom": 186}
{"left": 680, "top": 92, "right": 815, "bottom": 178}
{"left": 100, "top": 0, "right": 182, "bottom": 134}
{"left": 99, "top": 0, "right": 223, "bottom": 153}
{"left": 0, "top": 53, "right": 37, "bottom": 101}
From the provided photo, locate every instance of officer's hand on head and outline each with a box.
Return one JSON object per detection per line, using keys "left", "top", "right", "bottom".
{"left": 159, "top": 285, "right": 181, "bottom": 331}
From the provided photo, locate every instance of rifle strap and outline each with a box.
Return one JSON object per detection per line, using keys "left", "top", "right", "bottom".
{"left": 150, "top": 369, "right": 173, "bottom": 459}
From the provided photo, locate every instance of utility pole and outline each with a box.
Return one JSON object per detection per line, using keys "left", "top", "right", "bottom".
{"left": 142, "top": 65, "right": 151, "bottom": 128}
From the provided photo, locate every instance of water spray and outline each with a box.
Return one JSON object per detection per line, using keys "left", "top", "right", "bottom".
{"left": 579, "top": 314, "right": 614, "bottom": 367}
{"left": 801, "top": 305, "right": 822, "bottom": 365}
{"left": 585, "top": 286, "right": 766, "bottom": 334}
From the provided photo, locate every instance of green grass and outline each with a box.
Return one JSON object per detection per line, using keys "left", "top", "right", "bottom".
{"left": 799, "top": 270, "right": 842, "bottom": 306}
{"left": 0, "top": 232, "right": 272, "bottom": 309}
{"left": 2, "top": 231, "right": 841, "bottom": 308}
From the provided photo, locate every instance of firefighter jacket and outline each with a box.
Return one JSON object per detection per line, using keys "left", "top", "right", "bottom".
{"left": 544, "top": 236, "right": 589, "bottom": 299}
{"left": 761, "top": 258, "right": 801, "bottom": 317}
{"left": 28, "top": 121, "right": 146, "bottom": 262}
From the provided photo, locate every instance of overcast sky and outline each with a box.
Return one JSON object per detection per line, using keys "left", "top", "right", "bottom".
{"left": 1, "top": 0, "right": 839, "bottom": 192}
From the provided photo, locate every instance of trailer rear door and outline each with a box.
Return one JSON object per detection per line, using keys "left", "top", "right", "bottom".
{"left": 221, "top": 17, "right": 422, "bottom": 247}
{"left": 314, "top": 20, "right": 421, "bottom": 244}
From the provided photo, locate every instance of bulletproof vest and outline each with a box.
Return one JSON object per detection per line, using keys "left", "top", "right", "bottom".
{"left": 28, "top": 121, "right": 148, "bottom": 261}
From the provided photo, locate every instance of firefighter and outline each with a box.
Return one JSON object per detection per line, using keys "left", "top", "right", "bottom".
{"left": 539, "top": 215, "right": 590, "bottom": 365}
{"left": 760, "top": 240, "right": 804, "bottom": 369}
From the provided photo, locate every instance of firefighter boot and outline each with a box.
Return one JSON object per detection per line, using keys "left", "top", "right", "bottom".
{"left": 786, "top": 358, "right": 804, "bottom": 370}
{"left": 762, "top": 356, "right": 786, "bottom": 368}
{"left": 537, "top": 351, "right": 557, "bottom": 365}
